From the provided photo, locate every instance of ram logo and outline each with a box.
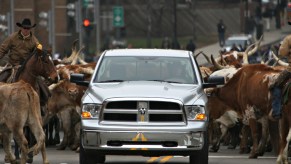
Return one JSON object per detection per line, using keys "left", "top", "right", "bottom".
{"left": 138, "top": 102, "right": 148, "bottom": 122}
{"left": 139, "top": 108, "right": 146, "bottom": 115}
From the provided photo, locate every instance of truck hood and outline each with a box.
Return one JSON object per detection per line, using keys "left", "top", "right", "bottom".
{"left": 84, "top": 81, "right": 203, "bottom": 104}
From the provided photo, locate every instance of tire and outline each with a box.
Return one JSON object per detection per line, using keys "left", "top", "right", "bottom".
{"left": 79, "top": 144, "right": 106, "bottom": 164}
{"left": 189, "top": 132, "right": 209, "bottom": 164}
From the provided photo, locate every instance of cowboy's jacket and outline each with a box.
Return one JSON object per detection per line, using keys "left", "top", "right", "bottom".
{"left": 0, "top": 30, "right": 39, "bottom": 66}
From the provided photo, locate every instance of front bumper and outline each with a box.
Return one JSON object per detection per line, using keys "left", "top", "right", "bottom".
{"left": 81, "top": 120, "right": 207, "bottom": 155}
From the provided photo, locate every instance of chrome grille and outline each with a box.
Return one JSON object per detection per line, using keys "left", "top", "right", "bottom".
{"left": 101, "top": 100, "right": 185, "bottom": 123}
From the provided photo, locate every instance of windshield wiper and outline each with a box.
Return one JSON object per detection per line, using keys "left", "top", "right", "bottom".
{"left": 98, "top": 80, "right": 124, "bottom": 83}
{"left": 148, "top": 80, "right": 182, "bottom": 84}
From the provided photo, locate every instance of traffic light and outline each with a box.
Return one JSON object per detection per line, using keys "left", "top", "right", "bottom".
{"left": 83, "top": 19, "right": 90, "bottom": 27}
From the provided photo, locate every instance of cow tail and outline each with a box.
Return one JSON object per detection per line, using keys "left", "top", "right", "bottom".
{"left": 27, "top": 87, "right": 46, "bottom": 156}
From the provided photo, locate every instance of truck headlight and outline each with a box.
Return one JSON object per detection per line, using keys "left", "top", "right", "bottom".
{"left": 184, "top": 105, "right": 207, "bottom": 121}
{"left": 82, "top": 104, "right": 102, "bottom": 118}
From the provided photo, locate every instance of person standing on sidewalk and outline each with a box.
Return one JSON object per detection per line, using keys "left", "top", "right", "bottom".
{"left": 262, "top": 2, "right": 273, "bottom": 31}
{"left": 217, "top": 19, "right": 226, "bottom": 47}
{"left": 186, "top": 39, "right": 196, "bottom": 53}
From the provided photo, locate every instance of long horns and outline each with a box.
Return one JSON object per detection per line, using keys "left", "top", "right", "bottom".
{"left": 271, "top": 51, "right": 289, "bottom": 66}
{"left": 211, "top": 54, "right": 227, "bottom": 70}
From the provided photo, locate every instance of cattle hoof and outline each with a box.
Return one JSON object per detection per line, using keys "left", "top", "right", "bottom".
{"left": 44, "top": 160, "right": 50, "bottom": 164}
{"left": 209, "top": 147, "right": 219, "bottom": 152}
{"left": 75, "top": 147, "right": 80, "bottom": 153}
{"left": 239, "top": 147, "right": 251, "bottom": 154}
{"left": 12, "top": 159, "right": 20, "bottom": 164}
{"left": 70, "top": 144, "right": 79, "bottom": 151}
{"left": 4, "top": 155, "right": 10, "bottom": 163}
{"left": 248, "top": 153, "right": 258, "bottom": 159}
{"left": 26, "top": 157, "right": 33, "bottom": 163}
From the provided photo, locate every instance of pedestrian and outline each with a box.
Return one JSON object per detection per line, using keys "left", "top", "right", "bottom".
{"left": 248, "top": 15, "right": 257, "bottom": 39}
{"left": 217, "top": 19, "right": 226, "bottom": 47}
{"left": 0, "top": 18, "right": 42, "bottom": 163}
{"left": 262, "top": 2, "right": 273, "bottom": 31}
{"left": 269, "top": 30, "right": 291, "bottom": 120}
{"left": 186, "top": 39, "right": 196, "bottom": 53}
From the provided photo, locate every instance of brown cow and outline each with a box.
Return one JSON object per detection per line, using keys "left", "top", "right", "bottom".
{"left": 213, "top": 64, "right": 281, "bottom": 158}
{"left": 0, "top": 81, "right": 48, "bottom": 164}
{"left": 45, "top": 80, "right": 86, "bottom": 150}
{"left": 207, "top": 96, "right": 242, "bottom": 152}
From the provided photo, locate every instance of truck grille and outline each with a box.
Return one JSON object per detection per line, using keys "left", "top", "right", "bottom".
{"left": 101, "top": 100, "right": 185, "bottom": 123}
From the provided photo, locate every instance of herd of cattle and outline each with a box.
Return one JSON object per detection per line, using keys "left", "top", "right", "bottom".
{"left": 0, "top": 38, "right": 291, "bottom": 164}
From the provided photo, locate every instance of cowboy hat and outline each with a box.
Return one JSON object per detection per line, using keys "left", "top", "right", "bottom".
{"left": 16, "top": 18, "right": 36, "bottom": 28}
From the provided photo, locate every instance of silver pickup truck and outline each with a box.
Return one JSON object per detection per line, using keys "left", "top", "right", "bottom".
{"left": 71, "top": 49, "right": 224, "bottom": 164}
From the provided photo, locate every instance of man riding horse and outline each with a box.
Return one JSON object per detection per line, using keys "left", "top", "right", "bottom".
{"left": 0, "top": 18, "right": 52, "bottom": 163}
{"left": 270, "top": 16, "right": 291, "bottom": 120}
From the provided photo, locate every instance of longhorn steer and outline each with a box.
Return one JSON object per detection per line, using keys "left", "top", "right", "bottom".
{"left": 213, "top": 64, "right": 281, "bottom": 158}
{"left": 0, "top": 81, "right": 48, "bottom": 164}
{"left": 207, "top": 96, "right": 242, "bottom": 152}
{"left": 45, "top": 80, "right": 86, "bottom": 150}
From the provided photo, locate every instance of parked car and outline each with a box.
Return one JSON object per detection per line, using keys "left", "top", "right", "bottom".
{"left": 223, "top": 34, "right": 254, "bottom": 52}
{"left": 70, "top": 49, "right": 224, "bottom": 164}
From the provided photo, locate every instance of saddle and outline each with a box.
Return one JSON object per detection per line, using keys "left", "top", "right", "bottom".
{"left": 0, "top": 64, "right": 19, "bottom": 83}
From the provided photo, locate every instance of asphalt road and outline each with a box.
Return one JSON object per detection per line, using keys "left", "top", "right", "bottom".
{"left": 0, "top": 145, "right": 280, "bottom": 164}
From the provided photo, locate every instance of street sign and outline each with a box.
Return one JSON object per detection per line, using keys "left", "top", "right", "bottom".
{"left": 113, "top": 6, "right": 124, "bottom": 27}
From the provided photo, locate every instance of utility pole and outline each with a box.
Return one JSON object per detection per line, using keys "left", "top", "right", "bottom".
{"left": 51, "top": 0, "right": 56, "bottom": 55}
{"left": 78, "top": 0, "right": 83, "bottom": 56}
{"left": 146, "top": 0, "right": 152, "bottom": 48}
{"left": 94, "top": 0, "right": 100, "bottom": 55}
{"left": 172, "top": 0, "right": 178, "bottom": 49}
{"left": 244, "top": 0, "right": 249, "bottom": 34}
{"left": 10, "top": 0, "right": 14, "bottom": 34}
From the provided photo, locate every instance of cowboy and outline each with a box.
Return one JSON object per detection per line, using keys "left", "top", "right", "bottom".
{"left": 270, "top": 21, "right": 291, "bottom": 120}
{"left": 0, "top": 18, "right": 41, "bottom": 82}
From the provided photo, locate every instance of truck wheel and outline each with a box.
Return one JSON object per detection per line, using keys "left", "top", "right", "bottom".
{"left": 189, "top": 132, "right": 209, "bottom": 164}
{"left": 79, "top": 144, "right": 106, "bottom": 164}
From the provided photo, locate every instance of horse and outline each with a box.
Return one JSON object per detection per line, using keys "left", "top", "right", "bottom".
{"left": 1, "top": 47, "right": 59, "bottom": 164}
{"left": 276, "top": 79, "right": 291, "bottom": 163}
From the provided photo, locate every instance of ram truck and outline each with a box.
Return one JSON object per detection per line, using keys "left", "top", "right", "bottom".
{"left": 70, "top": 49, "right": 224, "bottom": 164}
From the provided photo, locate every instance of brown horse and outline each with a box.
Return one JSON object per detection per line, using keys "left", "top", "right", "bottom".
{"left": 13, "top": 48, "right": 59, "bottom": 98}
{"left": 277, "top": 79, "right": 291, "bottom": 163}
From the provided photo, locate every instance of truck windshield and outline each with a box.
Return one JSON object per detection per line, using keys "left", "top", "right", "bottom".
{"left": 94, "top": 56, "right": 197, "bottom": 84}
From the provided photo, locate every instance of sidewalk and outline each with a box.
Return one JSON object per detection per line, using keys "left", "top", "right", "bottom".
{"left": 195, "top": 25, "right": 291, "bottom": 66}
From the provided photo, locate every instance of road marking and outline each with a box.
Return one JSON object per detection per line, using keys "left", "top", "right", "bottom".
{"left": 147, "top": 157, "right": 159, "bottom": 162}
{"left": 147, "top": 156, "right": 173, "bottom": 163}
{"left": 160, "top": 156, "right": 173, "bottom": 163}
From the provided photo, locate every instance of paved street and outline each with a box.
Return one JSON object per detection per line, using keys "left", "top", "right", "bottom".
{"left": 0, "top": 145, "right": 280, "bottom": 164}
